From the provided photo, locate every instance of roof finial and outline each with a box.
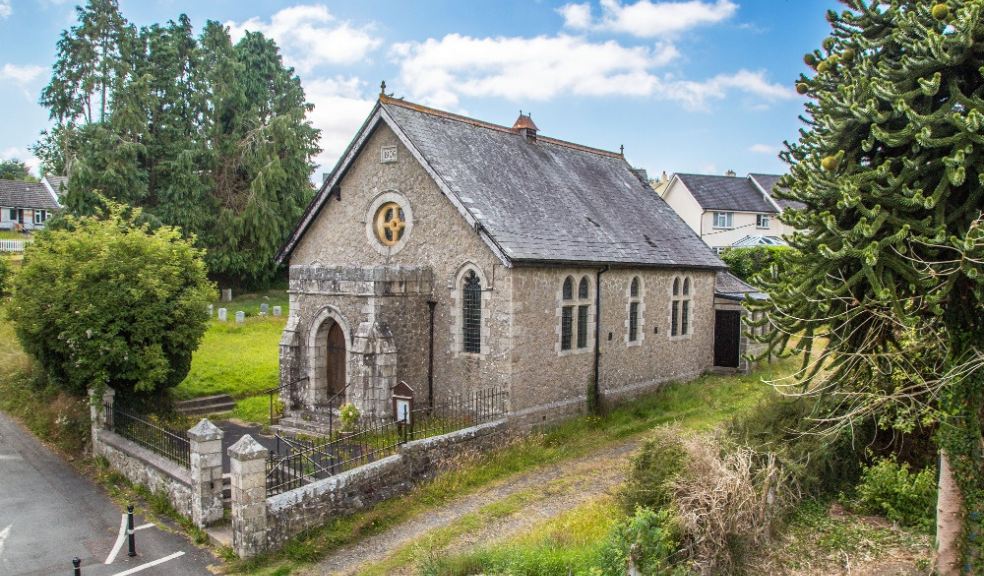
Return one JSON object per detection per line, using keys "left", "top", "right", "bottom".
{"left": 620, "top": 144, "right": 624, "bottom": 156}
{"left": 380, "top": 80, "right": 386, "bottom": 96}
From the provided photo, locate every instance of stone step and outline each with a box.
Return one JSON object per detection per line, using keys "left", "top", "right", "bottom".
{"left": 174, "top": 394, "right": 236, "bottom": 416}
{"left": 206, "top": 525, "right": 232, "bottom": 548}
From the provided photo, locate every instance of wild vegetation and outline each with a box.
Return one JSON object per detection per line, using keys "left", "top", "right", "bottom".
{"left": 718, "top": 245, "right": 793, "bottom": 285}
{"left": 36, "top": 0, "right": 320, "bottom": 286}
{"left": 0, "top": 159, "right": 36, "bottom": 181}
{"left": 748, "top": 0, "right": 984, "bottom": 570}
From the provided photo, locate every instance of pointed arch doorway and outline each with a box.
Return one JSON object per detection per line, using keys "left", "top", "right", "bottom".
{"left": 308, "top": 308, "right": 351, "bottom": 408}
{"left": 325, "top": 322, "right": 346, "bottom": 401}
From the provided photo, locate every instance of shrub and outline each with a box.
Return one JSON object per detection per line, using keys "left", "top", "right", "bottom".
{"left": 8, "top": 203, "right": 214, "bottom": 397}
{"left": 596, "top": 507, "right": 683, "bottom": 576}
{"left": 854, "top": 458, "right": 937, "bottom": 532}
{"left": 0, "top": 255, "right": 9, "bottom": 296}
{"left": 719, "top": 245, "right": 794, "bottom": 285}
{"left": 619, "top": 426, "right": 687, "bottom": 512}
{"left": 339, "top": 402, "right": 360, "bottom": 431}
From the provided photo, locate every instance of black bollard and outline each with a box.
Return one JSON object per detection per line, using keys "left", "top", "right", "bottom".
{"left": 72, "top": 557, "right": 81, "bottom": 575}
{"left": 127, "top": 504, "right": 136, "bottom": 557}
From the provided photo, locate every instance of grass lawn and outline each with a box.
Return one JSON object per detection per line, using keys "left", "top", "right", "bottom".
{"left": 234, "top": 358, "right": 797, "bottom": 575}
{"left": 0, "top": 230, "right": 32, "bottom": 240}
{"left": 172, "top": 287, "right": 288, "bottom": 409}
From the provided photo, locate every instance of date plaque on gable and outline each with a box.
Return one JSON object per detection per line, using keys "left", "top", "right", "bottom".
{"left": 380, "top": 145, "right": 398, "bottom": 164}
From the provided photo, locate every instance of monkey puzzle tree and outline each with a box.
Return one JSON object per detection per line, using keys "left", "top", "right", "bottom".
{"left": 755, "top": 1, "right": 984, "bottom": 571}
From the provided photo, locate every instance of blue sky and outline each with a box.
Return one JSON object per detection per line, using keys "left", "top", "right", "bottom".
{"left": 0, "top": 0, "right": 837, "bottom": 179}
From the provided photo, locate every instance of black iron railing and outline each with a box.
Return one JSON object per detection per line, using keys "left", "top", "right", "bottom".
{"left": 112, "top": 408, "right": 190, "bottom": 468}
{"left": 266, "top": 387, "right": 506, "bottom": 496}
{"left": 266, "top": 376, "right": 308, "bottom": 425}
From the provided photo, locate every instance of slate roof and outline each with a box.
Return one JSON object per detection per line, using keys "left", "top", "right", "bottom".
{"left": 714, "top": 270, "right": 768, "bottom": 301}
{"left": 282, "top": 97, "right": 723, "bottom": 270}
{"left": 749, "top": 173, "right": 805, "bottom": 210}
{"left": 43, "top": 175, "right": 69, "bottom": 197}
{"left": 676, "top": 173, "right": 778, "bottom": 213}
{"left": 0, "top": 179, "right": 60, "bottom": 210}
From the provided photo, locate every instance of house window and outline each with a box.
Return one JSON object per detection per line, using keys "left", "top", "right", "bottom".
{"left": 561, "top": 276, "right": 574, "bottom": 351}
{"left": 577, "top": 276, "right": 590, "bottom": 349}
{"left": 461, "top": 270, "right": 482, "bottom": 353}
{"left": 628, "top": 276, "right": 641, "bottom": 343}
{"left": 713, "top": 212, "right": 733, "bottom": 229}
{"left": 756, "top": 214, "right": 770, "bottom": 229}
{"left": 7, "top": 208, "right": 14, "bottom": 221}
{"left": 34, "top": 210, "right": 46, "bottom": 224}
{"left": 671, "top": 276, "right": 692, "bottom": 337}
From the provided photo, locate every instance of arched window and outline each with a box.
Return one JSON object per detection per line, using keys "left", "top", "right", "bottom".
{"left": 628, "top": 277, "right": 641, "bottom": 343}
{"left": 461, "top": 270, "right": 482, "bottom": 353}
{"left": 577, "top": 276, "right": 590, "bottom": 349}
{"left": 671, "top": 276, "right": 692, "bottom": 337}
{"left": 561, "top": 276, "right": 574, "bottom": 351}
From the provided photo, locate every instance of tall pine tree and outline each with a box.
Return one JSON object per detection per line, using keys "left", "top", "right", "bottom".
{"left": 756, "top": 1, "right": 984, "bottom": 571}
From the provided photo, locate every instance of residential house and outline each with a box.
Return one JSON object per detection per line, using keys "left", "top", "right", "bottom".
{"left": 661, "top": 172, "right": 802, "bottom": 253}
{"left": 0, "top": 177, "right": 61, "bottom": 231}
{"left": 276, "top": 94, "right": 752, "bottom": 428}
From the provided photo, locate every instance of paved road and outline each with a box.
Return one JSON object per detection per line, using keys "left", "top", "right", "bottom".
{"left": 0, "top": 411, "right": 215, "bottom": 575}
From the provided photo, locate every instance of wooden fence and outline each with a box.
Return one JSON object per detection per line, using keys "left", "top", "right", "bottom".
{"left": 0, "top": 239, "right": 28, "bottom": 252}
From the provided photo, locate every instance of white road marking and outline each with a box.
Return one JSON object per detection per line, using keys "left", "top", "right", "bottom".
{"left": 105, "top": 514, "right": 128, "bottom": 564}
{"left": 0, "top": 454, "right": 22, "bottom": 461}
{"left": 134, "top": 523, "right": 153, "bottom": 531}
{"left": 111, "top": 551, "right": 185, "bottom": 575}
{"left": 0, "top": 524, "right": 12, "bottom": 558}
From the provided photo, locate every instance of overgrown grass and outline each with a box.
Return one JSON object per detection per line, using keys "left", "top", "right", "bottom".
{"left": 233, "top": 395, "right": 282, "bottom": 426}
{"left": 0, "top": 230, "right": 31, "bottom": 240}
{"left": 233, "top": 359, "right": 796, "bottom": 575}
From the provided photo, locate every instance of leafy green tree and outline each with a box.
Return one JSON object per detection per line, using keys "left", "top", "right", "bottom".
{"left": 719, "top": 246, "right": 793, "bottom": 285}
{"left": 0, "top": 160, "right": 36, "bottom": 182}
{"left": 0, "top": 255, "right": 10, "bottom": 296}
{"left": 758, "top": 1, "right": 984, "bottom": 571}
{"left": 8, "top": 202, "right": 214, "bottom": 397}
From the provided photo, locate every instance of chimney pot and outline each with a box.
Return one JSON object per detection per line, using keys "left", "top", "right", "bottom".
{"left": 725, "top": 169, "right": 737, "bottom": 177}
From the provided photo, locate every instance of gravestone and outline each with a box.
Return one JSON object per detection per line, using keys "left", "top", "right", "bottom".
{"left": 221, "top": 288, "right": 232, "bottom": 302}
{"left": 259, "top": 303, "right": 269, "bottom": 315}
{"left": 272, "top": 305, "right": 282, "bottom": 317}
{"left": 207, "top": 304, "right": 213, "bottom": 317}
{"left": 217, "top": 308, "right": 227, "bottom": 322}
{"left": 235, "top": 311, "right": 245, "bottom": 324}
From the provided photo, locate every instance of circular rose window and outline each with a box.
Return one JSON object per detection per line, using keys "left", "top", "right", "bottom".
{"left": 373, "top": 201, "right": 406, "bottom": 246}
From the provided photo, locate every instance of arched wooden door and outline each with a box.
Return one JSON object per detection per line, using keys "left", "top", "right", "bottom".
{"left": 326, "top": 322, "right": 346, "bottom": 399}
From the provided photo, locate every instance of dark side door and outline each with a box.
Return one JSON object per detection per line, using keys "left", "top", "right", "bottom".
{"left": 714, "top": 310, "right": 741, "bottom": 368}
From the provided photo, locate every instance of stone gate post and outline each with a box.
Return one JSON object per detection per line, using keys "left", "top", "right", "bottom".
{"left": 228, "top": 435, "right": 268, "bottom": 558}
{"left": 88, "top": 386, "right": 115, "bottom": 436}
{"left": 188, "top": 419, "right": 225, "bottom": 528}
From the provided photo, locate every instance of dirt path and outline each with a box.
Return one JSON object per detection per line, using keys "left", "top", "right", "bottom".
{"left": 300, "top": 438, "right": 641, "bottom": 576}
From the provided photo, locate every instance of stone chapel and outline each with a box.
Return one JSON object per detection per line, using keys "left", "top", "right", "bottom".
{"left": 276, "top": 93, "right": 726, "bottom": 426}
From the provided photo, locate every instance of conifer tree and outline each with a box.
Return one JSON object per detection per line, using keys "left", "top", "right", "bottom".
{"left": 756, "top": 1, "right": 984, "bottom": 571}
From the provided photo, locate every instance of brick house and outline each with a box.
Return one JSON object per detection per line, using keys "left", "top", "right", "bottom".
{"left": 276, "top": 94, "right": 728, "bottom": 426}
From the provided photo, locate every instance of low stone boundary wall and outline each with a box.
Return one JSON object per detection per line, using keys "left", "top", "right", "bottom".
{"left": 89, "top": 387, "right": 225, "bottom": 528}
{"left": 230, "top": 419, "right": 507, "bottom": 557}
{"left": 94, "top": 428, "right": 194, "bottom": 517}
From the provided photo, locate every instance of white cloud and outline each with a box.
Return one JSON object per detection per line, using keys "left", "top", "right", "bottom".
{"left": 560, "top": 0, "right": 737, "bottom": 37}
{"left": 0, "top": 147, "right": 41, "bottom": 176}
{"left": 748, "top": 143, "right": 776, "bottom": 154}
{"left": 225, "top": 5, "right": 381, "bottom": 73}
{"left": 1, "top": 63, "right": 45, "bottom": 86}
{"left": 0, "top": 1, "right": 11, "bottom": 19}
{"left": 390, "top": 34, "right": 789, "bottom": 112}
{"left": 305, "top": 76, "right": 375, "bottom": 174}
{"left": 391, "top": 34, "right": 681, "bottom": 109}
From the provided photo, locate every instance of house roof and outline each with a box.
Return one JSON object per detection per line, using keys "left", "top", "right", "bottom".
{"left": 749, "top": 172, "right": 804, "bottom": 210}
{"left": 42, "top": 175, "right": 69, "bottom": 198}
{"left": 732, "top": 234, "right": 787, "bottom": 248}
{"left": 714, "top": 270, "right": 768, "bottom": 301}
{"left": 0, "top": 179, "right": 61, "bottom": 211}
{"left": 675, "top": 173, "right": 778, "bottom": 213}
{"left": 280, "top": 96, "right": 723, "bottom": 270}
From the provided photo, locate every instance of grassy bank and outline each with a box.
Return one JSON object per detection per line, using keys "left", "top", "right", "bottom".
{"left": 235, "top": 358, "right": 796, "bottom": 575}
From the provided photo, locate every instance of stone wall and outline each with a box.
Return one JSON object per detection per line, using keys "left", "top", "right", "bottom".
{"left": 93, "top": 429, "right": 193, "bottom": 518}
{"left": 260, "top": 420, "right": 506, "bottom": 554}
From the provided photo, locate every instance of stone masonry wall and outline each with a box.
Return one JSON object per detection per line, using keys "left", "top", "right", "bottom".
{"left": 94, "top": 430, "right": 193, "bottom": 518}
{"left": 509, "top": 267, "right": 717, "bottom": 425}
{"left": 290, "top": 123, "right": 512, "bottom": 407}
{"left": 264, "top": 420, "right": 506, "bottom": 551}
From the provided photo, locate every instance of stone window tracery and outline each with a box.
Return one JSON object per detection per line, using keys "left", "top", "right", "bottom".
{"left": 462, "top": 270, "right": 482, "bottom": 354}
{"left": 670, "top": 276, "right": 692, "bottom": 338}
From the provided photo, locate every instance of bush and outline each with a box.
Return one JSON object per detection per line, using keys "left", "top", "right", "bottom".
{"left": 854, "top": 458, "right": 936, "bottom": 532}
{"left": 0, "top": 255, "right": 9, "bottom": 296}
{"left": 620, "top": 426, "right": 687, "bottom": 512}
{"left": 339, "top": 402, "right": 360, "bottom": 431}
{"left": 597, "top": 507, "right": 683, "bottom": 576}
{"left": 8, "top": 203, "right": 214, "bottom": 397}
{"left": 719, "top": 245, "right": 794, "bottom": 285}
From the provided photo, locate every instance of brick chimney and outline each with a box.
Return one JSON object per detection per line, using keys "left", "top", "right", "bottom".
{"left": 725, "top": 169, "right": 737, "bottom": 177}
{"left": 512, "top": 111, "right": 539, "bottom": 143}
